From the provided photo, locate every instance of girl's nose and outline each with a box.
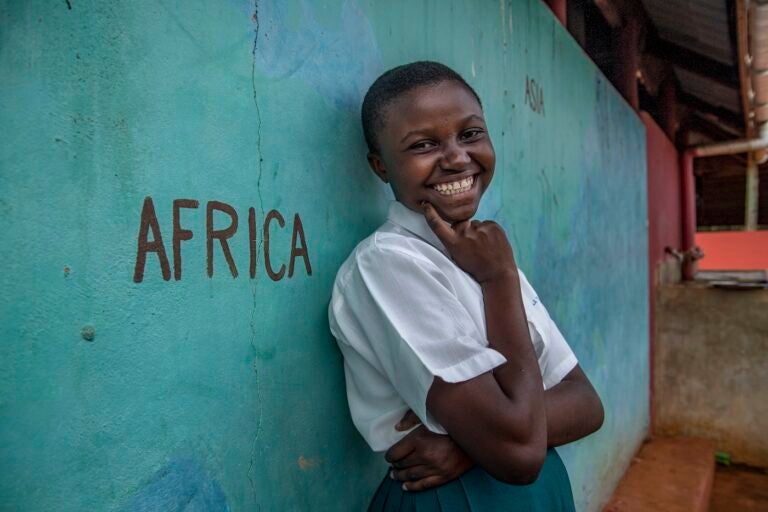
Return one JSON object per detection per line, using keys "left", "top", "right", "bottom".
{"left": 439, "top": 142, "right": 471, "bottom": 170}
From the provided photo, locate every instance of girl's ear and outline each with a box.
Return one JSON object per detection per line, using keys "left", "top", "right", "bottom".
{"left": 367, "top": 153, "right": 389, "bottom": 183}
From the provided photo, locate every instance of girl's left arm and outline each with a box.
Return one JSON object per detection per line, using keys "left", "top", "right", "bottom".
{"left": 543, "top": 365, "right": 604, "bottom": 447}
{"left": 387, "top": 364, "right": 603, "bottom": 491}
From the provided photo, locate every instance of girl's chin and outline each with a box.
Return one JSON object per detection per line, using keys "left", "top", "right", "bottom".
{"left": 402, "top": 194, "right": 481, "bottom": 222}
{"left": 435, "top": 202, "right": 479, "bottom": 223}
{"left": 429, "top": 189, "right": 484, "bottom": 222}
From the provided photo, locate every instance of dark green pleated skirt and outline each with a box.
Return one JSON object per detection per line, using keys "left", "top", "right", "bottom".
{"left": 368, "top": 448, "right": 575, "bottom": 512}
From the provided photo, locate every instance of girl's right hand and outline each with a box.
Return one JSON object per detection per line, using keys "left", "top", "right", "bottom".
{"left": 422, "top": 202, "right": 517, "bottom": 284}
{"left": 421, "top": 204, "right": 547, "bottom": 485}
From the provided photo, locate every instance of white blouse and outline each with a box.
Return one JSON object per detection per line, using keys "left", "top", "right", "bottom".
{"left": 329, "top": 201, "right": 578, "bottom": 452}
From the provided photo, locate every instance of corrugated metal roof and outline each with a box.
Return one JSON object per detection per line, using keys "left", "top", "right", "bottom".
{"left": 676, "top": 67, "right": 741, "bottom": 112}
{"left": 642, "top": 0, "right": 734, "bottom": 66}
{"left": 642, "top": 0, "right": 743, "bottom": 130}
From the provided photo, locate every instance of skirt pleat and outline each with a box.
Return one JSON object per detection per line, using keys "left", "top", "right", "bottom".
{"left": 436, "top": 477, "right": 472, "bottom": 512}
{"left": 369, "top": 475, "right": 390, "bottom": 511}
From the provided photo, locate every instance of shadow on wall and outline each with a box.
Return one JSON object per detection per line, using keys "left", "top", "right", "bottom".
{"left": 120, "top": 458, "right": 229, "bottom": 512}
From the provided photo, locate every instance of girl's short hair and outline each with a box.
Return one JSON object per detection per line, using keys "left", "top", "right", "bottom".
{"left": 361, "top": 61, "right": 482, "bottom": 153}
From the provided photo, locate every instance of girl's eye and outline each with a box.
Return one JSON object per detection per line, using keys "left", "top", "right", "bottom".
{"left": 409, "top": 140, "right": 436, "bottom": 151}
{"left": 460, "top": 128, "right": 484, "bottom": 141}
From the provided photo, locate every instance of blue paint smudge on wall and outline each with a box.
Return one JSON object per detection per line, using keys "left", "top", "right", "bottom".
{"left": 120, "top": 458, "right": 229, "bottom": 512}
{"left": 253, "top": 0, "right": 383, "bottom": 110}
{"left": 532, "top": 80, "right": 647, "bottom": 511}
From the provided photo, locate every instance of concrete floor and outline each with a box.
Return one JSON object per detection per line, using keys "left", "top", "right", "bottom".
{"left": 603, "top": 437, "right": 714, "bottom": 512}
{"left": 709, "top": 465, "right": 768, "bottom": 512}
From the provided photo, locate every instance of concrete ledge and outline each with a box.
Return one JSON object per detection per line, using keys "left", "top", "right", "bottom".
{"left": 603, "top": 437, "right": 715, "bottom": 512}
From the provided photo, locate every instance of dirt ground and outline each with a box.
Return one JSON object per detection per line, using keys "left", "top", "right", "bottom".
{"left": 709, "top": 464, "right": 768, "bottom": 512}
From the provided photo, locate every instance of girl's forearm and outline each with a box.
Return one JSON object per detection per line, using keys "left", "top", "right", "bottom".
{"left": 544, "top": 368, "right": 604, "bottom": 447}
{"left": 419, "top": 210, "right": 550, "bottom": 483}
{"left": 481, "top": 272, "right": 547, "bottom": 442}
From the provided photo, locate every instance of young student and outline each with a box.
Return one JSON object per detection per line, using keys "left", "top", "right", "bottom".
{"left": 329, "top": 61, "right": 604, "bottom": 511}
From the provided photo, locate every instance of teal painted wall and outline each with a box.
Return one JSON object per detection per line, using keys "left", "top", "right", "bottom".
{"left": 0, "top": 1, "right": 648, "bottom": 510}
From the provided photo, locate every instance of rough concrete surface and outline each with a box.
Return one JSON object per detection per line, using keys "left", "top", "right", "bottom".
{"left": 654, "top": 284, "right": 768, "bottom": 467}
{"left": 603, "top": 437, "right": 714, "bottom": 512}
{"left": 709, "top": 465, "right": 768, "bottom": 512}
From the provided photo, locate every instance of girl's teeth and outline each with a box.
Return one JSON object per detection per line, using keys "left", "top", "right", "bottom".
{"left": 433, "top": 176, "right": 474, "bottom": 195}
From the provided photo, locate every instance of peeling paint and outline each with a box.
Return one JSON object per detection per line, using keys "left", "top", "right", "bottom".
{"left": 297, "top": 455, "right": 320, "bottom": 470}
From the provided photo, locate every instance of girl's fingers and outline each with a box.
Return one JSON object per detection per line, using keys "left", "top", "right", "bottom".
{"left": 385, "top": 440, "right": 414, "bottom": 465}
{"left": 391, "top": 464, "right": 430, "bottom": 482}
{"left": 385, "top": 427, "right": 425, "bottom": 465}
{"left": 389, "top": 449, "right": 425, "bottom": 469}
{"left": 421, "top": 202, "right": 456, "bottom": 245}
{"left": 453, "top": 219, "right": 471, "bottom": 235}
{"left": 395, "top": 409, "right": 422, "bottom": 431}
{"left": 402, "top": 475, "right": 448, "bottom": 492}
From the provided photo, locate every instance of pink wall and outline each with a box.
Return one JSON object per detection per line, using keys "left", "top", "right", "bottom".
{"left": 643, "top": 112, "right": 683, "bottom": 275}
{"left": 697, "top": 231, "right": 768, "bottom": 270}
{"left": 642, "top": 112, "right": 682, "bottom": 432}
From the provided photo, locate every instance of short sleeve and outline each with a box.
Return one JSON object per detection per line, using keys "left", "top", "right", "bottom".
{"left": 518, "top": 270, "right": 578, "bottom": 389}
{"left": 337, "top": 245, "right": 506, "bottom": 433}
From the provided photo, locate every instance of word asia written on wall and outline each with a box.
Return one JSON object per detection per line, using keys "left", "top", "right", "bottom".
{"left": 132, "top": 197, "right": 312, "bottom": 283}
{"left": 524, "top": 75, "right": 545, "bottom": 116}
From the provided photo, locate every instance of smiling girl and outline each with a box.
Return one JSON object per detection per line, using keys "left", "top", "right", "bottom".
{"left": 329, "top": 61, "right": 603, "bottom": 511}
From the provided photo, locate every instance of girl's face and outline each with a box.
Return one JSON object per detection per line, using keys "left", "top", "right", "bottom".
{"left": 368, "top": 80, "right": 495, "bottom": 223}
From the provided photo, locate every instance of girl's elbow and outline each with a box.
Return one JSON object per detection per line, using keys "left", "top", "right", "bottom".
{"left": 589, "top": 392, "right": 605, "bottom": 435}
{"left": 490, "top": 442, "right": 547, "bottom": 485}
{"left": 499, "top": 461, "right": 545, "bottom": 486}
{"left": 595, "top": 401, "right": 605, "bottom": 431}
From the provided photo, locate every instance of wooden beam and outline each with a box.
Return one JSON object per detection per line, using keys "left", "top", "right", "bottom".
{"left": 646, "top": 37, "right": 740, "bottom": 89}
{"left": 616, "top": 16, "right": 641, "bottom": 109}
{"left": 695, "top": 153, "right": 749, "bottom": 175}
{"left": 567, "top": 0, "right": 586, "bottom": 47}
{"left": 639, "top": 54, "right": 668, "bottom": 96}
{"left": 734, "top": 0, "right": 754, "bottom": 137}
{"left": 594, "top": 0, "right": 622, "bottom": 26}
{"left": 545, "top": 0, "right": 567, "bottom": 25}
{"left": 745, "top": 153, "right": 759, "bottom": 230}
{"left": 679, "top": 92, "right": 743, "bottom": 127}
{"left": 687, "top": 112, "right": 743, "bottom": 140}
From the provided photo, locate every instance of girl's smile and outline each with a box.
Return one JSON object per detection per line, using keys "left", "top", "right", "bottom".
{"left": 431, "top": 174, "right": 475, "bottom": 196}
{"left": 367, "top": 80, "right": 496, "bottom": 223}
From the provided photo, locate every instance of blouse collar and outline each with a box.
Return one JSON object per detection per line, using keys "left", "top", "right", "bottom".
{"left": 387, "top": 201, "right": 448, "bottom": 255}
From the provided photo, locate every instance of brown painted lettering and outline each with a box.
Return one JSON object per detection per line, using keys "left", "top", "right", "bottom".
{"left": 172, "top": 199, "right": 199, "bottom": 280}
{"left": 263, "top": 209, "right": 286, "bottom": 281}
{"left": 288, "top": 213, "right": 312, "bottom": 278}
{"left": 206, "top": 201, "right": 239, "bottom": 278}
{"left": 249, "top": 207, "right": 257, "bottom": 279}
{"left": 525, "top": 75, "right": 545, "bottom": 116}
{"left": 133, "top": 196, "right": 171, "bottom": 283}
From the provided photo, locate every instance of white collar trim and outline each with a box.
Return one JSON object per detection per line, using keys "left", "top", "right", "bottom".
{"left": 386, "top": 201, "right": 448, "bottom": 255}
